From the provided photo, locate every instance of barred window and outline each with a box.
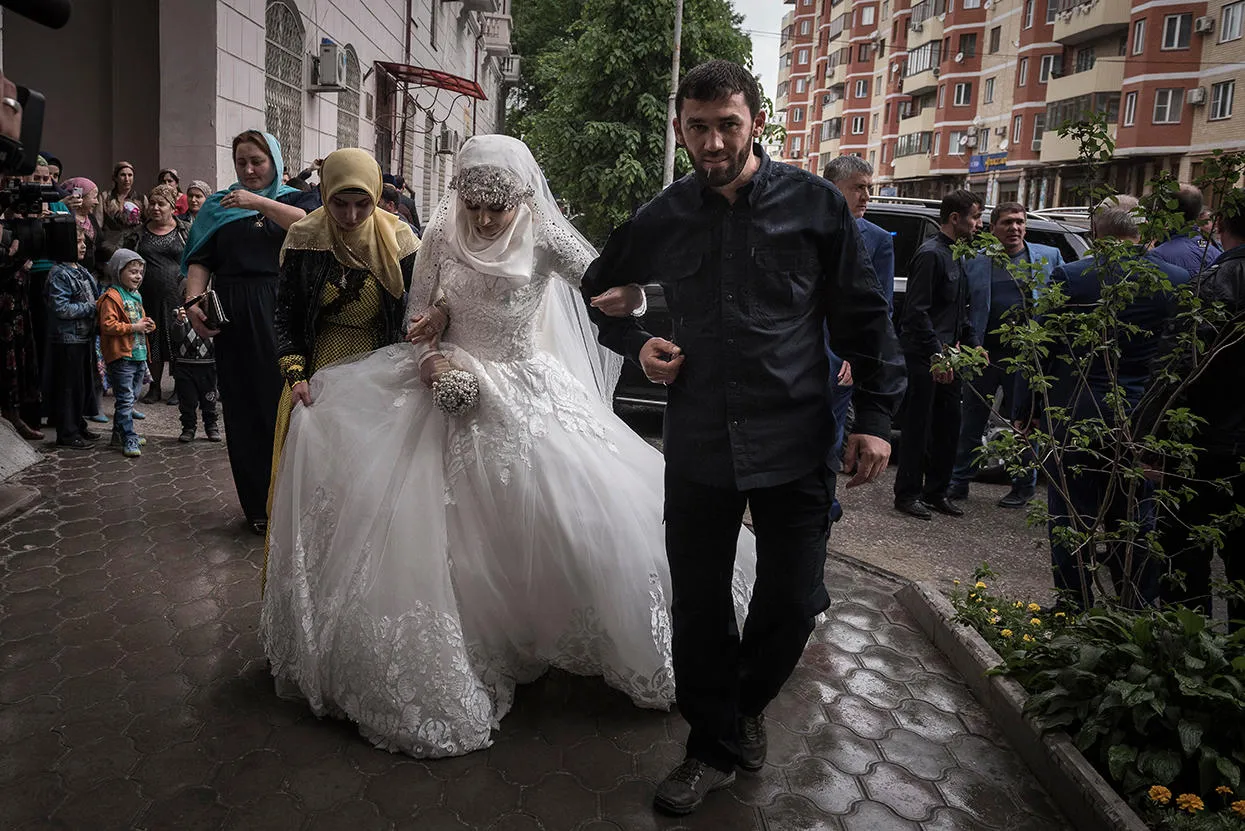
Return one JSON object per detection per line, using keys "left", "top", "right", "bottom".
{"left": 336, "top": 45, "right": 361, "bottom": 148}
{"left": 265, "top": 0, "right": 305, "bottom": 169}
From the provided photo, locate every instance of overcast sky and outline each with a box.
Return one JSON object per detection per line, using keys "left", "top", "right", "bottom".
{"left": 732, "top": 0, "right": 785, "bottom": 108}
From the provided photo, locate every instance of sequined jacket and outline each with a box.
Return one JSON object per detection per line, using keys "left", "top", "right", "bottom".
{"left": 274, "top": 248, "right": 416, "bottom": 386}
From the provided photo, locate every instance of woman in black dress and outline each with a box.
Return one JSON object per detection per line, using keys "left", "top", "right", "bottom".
{"left": 124, "top": 185, "right": 189, "bottom": 404}
{"left": 181, "top": 130, "right": 319, "bottom": 534}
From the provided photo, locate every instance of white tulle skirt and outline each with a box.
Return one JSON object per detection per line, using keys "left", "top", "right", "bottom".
{"left": 260, "top": 340, "right": 755, "bottom": 758}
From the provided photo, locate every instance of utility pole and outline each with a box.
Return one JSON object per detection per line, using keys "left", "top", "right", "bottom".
{"left": 662, "top": 0, "right": 685, "bottom": 188}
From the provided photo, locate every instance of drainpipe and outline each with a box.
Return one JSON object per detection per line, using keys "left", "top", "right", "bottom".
{"left": 398, "top": 0, "right": 413, "bottom": 174}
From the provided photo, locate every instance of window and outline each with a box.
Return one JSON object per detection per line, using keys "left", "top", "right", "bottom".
{"left": 798, "top": 48, "right": 809, "bottom": 63}
{"left": 1210, "top": 80, "right": 1235, "bottom": 120}
{"left": 959, "top": 33, "right": 977, "bottom": 58}
{"left": 1074, "top": 47, "right": 1095, "bottom": 73}
{"left": 1123, "top": 90, "right": 1137, "bottom": 125}
{"left": 1222, "top": 1, "right": 1243, "bottom": 41}
{"left": 895, "top": 131, "right": 933, "bottom": 156}
{"left": 872, "top": 113, "right": 880, "bottom": 132}
{"left": 938, "top": 84, "right": 946, "bottom": 107}
{"left": 948, "top": 130, "right": 965, "bottom": 153}
{"left": 862, "top": 5, "right": 876, "bottom": 25}
{"left": 870, "top": 150, "right": 877, "bottom": 166}
{"left": 1046, "top": 0, "right": 1057, "bottom": 24}
{"left": 876, "top": 74, "right": 884, "bottom": 95}
{"left": 792, "top": 135, "right": 803, "bottom": 152}
{"left": 984, "top": 77, "right": 995, "bottom": 103}
{"left": 883, "top": 1, "right": 890, "bottom": 18}
{"left": 1024, "top": 0, "right": 1035, "bottom": 28}
{"left": 1040, "top": 54, "right": 1057, "bottom": 82}
{"left": 1161, "top": 14, "right": 1192, "bottom": 49}
{"left": 1132, "top": 19, "right": 1146, "bottom": 55}
{"left": 335, "top": 45, "right": 361, "bottom": 148}
{"left": 800, "top": 19, "right": 811, "bottom": 34}
{"left": 1153, "top": 88, "right": 1183, "bottom": 123}
{"left": 964, "top": 0, "right": 981, "bottom": 8}
{"left": 796, "top": 78, "right": 807, "bottom": 93}
{"left": 989, "top": 27, "right": 1001, "bottom": 54}
{"left": 954, "top": 82, "right": 972, "bottom": 105}
{"left": 852, "top": 115, "right": 866, "bottom": 134}
{"left": 906, "top": 41, "right": 943, "bottom": 76}
{"left": 855, "top": 79, "right": 869, "bottom": 97}
{"left": 933, "top": 131, "right": 941, "bottom": 155}
{"left": 859, "top": 43, "right": 872, "bottom": 61}
{"left": 1013, "top": 114, "right": 1023, "bottom": 142}
{"left": 792, "top": 106, "right": 804, "bottom": 122}
{"left": 265, "top": 0, "right": 305, "bottom": 171}
{"left": 1018, "top": 57, "right": 1029, "bottom": 86}
{"left": 1032, "top": 113, "right": 1045, "bottom": 150}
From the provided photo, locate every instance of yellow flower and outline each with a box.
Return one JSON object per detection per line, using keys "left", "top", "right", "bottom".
{"left": 1231, "top": 800, "right": 1245, "bottom": 818}
{"left": 990, "top": 608, "right": 999, "bottom": 614}
{"left": 1149, "top": 786, "right": 1172, "bottom": 805}
{"left": 1216, "top": 786, "right": 1233, "bottom": 796}
{"left": 1000, "top": 629, "right": 1014, "bottom": 638}
{"left": 953, "top": 579, "right": 961, "bottom": 586}
{"left": 975, "top": 581, "right": 987, "bottom": 589}
{"left": 1055, "top": 611, "right": 1067, "bottom": 619}
{"left": 1030, "top": 618, "right": 1042, "bottom": 626}
{"left": 1176, "top": 793, "right": 1204, "bottom": 813}
{"left": 1014, "top": 601, "right": 1024, "bottom": 608}
{"left": 989, "top": 616, "right": 1001, "bottom": 625}
{"left": 1023, "top": 634, "right": 1035, "bottom": 643}
{"left": 1027, "top": 603, "right": 1041, "bottom": 613}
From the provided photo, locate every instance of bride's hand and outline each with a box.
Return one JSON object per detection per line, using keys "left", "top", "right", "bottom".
{"left": 419, "top": 353, "right": 453, "bottom": 388}
{"left": 408, "top": 306, "right": 448, "bottom": 343}
{"left": 290, "top": 381, "right": 313, "bottom": 407}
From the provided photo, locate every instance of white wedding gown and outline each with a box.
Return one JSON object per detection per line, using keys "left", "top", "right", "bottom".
{"left": 260, "top": 243, "right": 757, "bottom": 758}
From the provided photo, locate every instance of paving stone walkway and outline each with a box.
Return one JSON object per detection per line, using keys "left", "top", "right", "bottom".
{"left": 0, "top": 441, "right": 1072, "bottom": 830}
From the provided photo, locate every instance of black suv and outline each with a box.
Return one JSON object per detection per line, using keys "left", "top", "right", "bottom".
{"left": 612, "top": 198, "right": 1091, "bottom": 409}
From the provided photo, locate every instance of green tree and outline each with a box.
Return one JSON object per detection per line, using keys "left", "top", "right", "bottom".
{"left": 509, "top": 0, "right": 752, "bottom": 243}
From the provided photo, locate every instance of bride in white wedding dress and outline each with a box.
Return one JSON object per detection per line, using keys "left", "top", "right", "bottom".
{"left": 260, "top": 135, "right": 756, "bottom": 758}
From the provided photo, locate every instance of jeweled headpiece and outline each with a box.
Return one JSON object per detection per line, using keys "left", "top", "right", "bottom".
{"left": 450, "top": 164, "right": 533, "bottom": 209}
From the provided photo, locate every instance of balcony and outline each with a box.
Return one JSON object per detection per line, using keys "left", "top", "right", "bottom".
{"left": 499, "top": 55, "right": 521, "bottom": 86}
{"left": 480, "top": 13, "right": 512, "bottom": 57}
{"left": 900, "top": 105, "right": 937, "bottom": 133}
{"left": 904, "top": 69, "right": 939, "bottom": 98}
{"left": 1052, "top": 0, "right": 1130, "bottom": 46}
{"left": 1040, "top": 121, "right": 1117, "bottom": 162}
{"left": 893, "top": 152, "right": 933, "bottom": 180}
{"left": 1045, "top": 60, "right": 1124, "bottom": 102}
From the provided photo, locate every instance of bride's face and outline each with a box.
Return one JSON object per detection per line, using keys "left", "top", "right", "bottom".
{"left": 462, "top": 199, "right": 518, "bottom": 241}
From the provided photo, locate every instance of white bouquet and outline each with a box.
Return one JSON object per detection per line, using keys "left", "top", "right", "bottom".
{"left": 432, "top": 368, "right": 480, "bottom": 416}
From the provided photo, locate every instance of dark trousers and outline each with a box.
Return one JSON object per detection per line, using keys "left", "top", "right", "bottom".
{"left": 214, "top": 277, "right": 283, "bottom": 522}
{"left": 48, "top": 342, "right": 90, "bottom": 442}
{"left": 949, "top": 360, "right": 1038, "bottom": 492}
{"left": 1156, "top": 454, "right": 1245, "bottom": 629}
{"left": 665, "top": 465, "right": 834, "bottom": 772}
{"left": 174, "top": 363, "right": 219, "bottom": 432}
{"left": 894, "top": 355, "right": 962, "bottom": 502}
{"left": 1046, "top": 451, "right": 1158, "bottom": 611}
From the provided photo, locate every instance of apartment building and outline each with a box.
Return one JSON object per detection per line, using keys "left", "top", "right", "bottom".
{"left": 775, "top": 0, "right": 1245, "bottom": 207}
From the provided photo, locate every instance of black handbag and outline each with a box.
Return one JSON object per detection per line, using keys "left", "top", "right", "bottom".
{"left": 184, "top": 281, "right": 230, "bottom": 329}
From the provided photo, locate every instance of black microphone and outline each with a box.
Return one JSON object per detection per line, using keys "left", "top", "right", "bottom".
{"left": 0, "top": 0, "right": 72, "bottom": 29}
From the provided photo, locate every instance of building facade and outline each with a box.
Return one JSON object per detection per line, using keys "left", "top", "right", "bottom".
{"left": 2, "top": 0, "right": 517, "bottom": 220}
{"left": 775, "top": 0, "right": 1245, "bottom": 206}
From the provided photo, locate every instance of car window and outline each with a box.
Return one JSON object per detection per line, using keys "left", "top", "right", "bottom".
{"left": 1024, "top": 227, "right": 1090, "bottom": 262}
{"left": 865, "top": 210, "right": 939, "bottom": 277}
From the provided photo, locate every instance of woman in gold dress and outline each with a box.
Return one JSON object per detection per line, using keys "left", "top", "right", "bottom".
{"left": 269, "top": 149, "right": 421, "bottom": 565}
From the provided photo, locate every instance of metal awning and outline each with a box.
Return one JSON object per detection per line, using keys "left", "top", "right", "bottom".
{"left": 374, "top": 62, "right": 487, "bottom": 100}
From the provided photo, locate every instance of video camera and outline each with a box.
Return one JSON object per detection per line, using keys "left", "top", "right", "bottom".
{"left": 0, "top": 0, "right": 77, "bottom": 264}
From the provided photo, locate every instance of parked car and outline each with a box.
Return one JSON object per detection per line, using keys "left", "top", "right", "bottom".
{"left": 612, "top": 197, "right": 1091, "bottom": 410}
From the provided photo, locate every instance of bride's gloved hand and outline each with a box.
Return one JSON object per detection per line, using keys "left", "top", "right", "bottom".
{"left": 590, "top": 284, "right": 646, "bottom": 318}
{"left": 408, "top": 305, "right": 449, "bottom": 343}
{"left": 419, "top": 353, "right": 454, "bottom": 388}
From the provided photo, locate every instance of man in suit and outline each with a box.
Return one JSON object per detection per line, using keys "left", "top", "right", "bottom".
{"left": 1014, "top": 196, "right": 1189, "bottom": 610}
{"left": 894, "top": 189, "right": 983, "bottom": 520}
{"left": 948, "top": 202, "right": 1063, "bottom": 508}
{"left": 823, "top": 156, "right": 896, "bottom": 518}
{"left": 1150, "top": 184, "right": 1221, "bottom": 275}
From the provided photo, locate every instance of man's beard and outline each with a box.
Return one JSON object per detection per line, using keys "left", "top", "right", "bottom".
{"left": 691, "top": 144, "right": 751, "bottom": 188}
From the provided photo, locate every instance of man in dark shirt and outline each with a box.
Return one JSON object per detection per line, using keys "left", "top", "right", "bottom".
{"left": 894, "top": 189, "right": 983, "bottom": 520}
{"left": 582, "top": 60, "right": 905, "bottom": 816}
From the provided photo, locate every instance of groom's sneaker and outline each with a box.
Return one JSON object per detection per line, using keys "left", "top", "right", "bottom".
{"left": 653, "top": 758, "right": 735, "bottom": 815}
{"left": 738, "top": 713, "right": 767, "bottom": 772}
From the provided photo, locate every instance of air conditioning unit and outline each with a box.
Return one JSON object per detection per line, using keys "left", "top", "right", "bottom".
{"left": 310, "top": 39, "right": 348, "bottom": 92}
{"left": 1194, "top": 15, "right": 1215, "bottom": 33}
{"left": 1032, "top": 138, "right": 1043, "bottom": 151}
{"left": 435, "top": 127, "right": 462, "bottom": 155}
{"left": 1187, "top": 86, "right": 1208, "bottom": 105}
{"left": 965, "top": 135, "right": 978, "bottom": 147}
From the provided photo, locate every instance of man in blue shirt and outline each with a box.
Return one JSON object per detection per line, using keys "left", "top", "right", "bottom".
{"left": 823, "top": 156, "right": 896, "bottom": 520}
{"left": 1150, "top": 184, "right": 1222, "bottom": 275}
{"left": 948, "top": 202, "right": 1063, "bottom": 508}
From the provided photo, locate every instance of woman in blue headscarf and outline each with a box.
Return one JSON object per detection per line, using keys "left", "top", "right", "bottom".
{"left": 181, "top": 129, "right": 320, "bottom": 534}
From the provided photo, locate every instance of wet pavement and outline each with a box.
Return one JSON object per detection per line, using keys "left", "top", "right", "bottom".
{"left": 1, "top": 436, "right": 1071, "bottom": 830}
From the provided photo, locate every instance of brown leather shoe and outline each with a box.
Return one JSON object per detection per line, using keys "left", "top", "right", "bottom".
{"left": 653, "top": 759, "right": 735, "bottom": 815}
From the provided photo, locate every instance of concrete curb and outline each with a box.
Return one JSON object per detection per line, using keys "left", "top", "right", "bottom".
{"left": 896, "top": 581, "right": 1149, "bottom": 831}
{"left": 0, "top": 483, "right": 41, "bottom": 528}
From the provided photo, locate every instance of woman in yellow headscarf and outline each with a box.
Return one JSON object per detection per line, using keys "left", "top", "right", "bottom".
{"left": 266, "top": 149, "right": 421, "bottom": 577}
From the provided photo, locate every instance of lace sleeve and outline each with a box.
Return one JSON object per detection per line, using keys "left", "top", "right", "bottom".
{"left": 534, "top": 209, "right": 595, "bottom": 289}
{"left": 404, "top": 226, "right": 444, "bottom": 324}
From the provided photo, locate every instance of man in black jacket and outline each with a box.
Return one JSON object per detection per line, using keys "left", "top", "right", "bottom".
{"left": 894, "top": 189, "right": 983, "bottom": 519}
{"left": 582, "top": 60, "right": 904, "bottom": 816}
{"left": 1139, "top": 197, "right": 1245, "bottom": 626}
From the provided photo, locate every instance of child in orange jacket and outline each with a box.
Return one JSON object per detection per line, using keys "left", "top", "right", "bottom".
{"left": 97, "top": 249, "right": 155, "bottom": 457}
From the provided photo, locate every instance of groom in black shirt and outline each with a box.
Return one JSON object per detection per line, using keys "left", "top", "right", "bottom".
{"left": 583, "top": 60, "right": 905, "bottom": 815}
